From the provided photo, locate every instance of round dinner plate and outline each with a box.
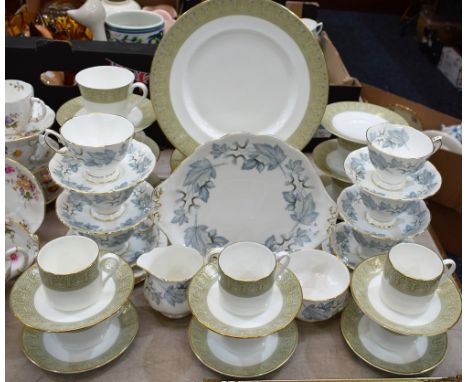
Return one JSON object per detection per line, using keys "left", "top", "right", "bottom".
{"left": 151, "top": 0, "right": 328, "bottom": 156}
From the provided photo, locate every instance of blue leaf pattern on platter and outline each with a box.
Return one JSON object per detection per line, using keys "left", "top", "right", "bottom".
{"left": 184, "top": 224, "right": 228, "bottom": 254}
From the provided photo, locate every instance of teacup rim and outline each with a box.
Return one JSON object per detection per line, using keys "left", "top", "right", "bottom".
{"left": 75, "top": 66, "right": 135, "bottom": 90}
{"left": 105, "top": 10, "right": 164, "bottom": 30}
{"left": 5, "top": 79, "right": 34, "bottom": 103}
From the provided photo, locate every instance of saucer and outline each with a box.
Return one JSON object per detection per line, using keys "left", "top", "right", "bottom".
{"left": 188, "top": 262, "right": 302, "bottom": 338}
{"left": 337, "top": 185, "right": 430, "bottom": 239}
{"left": 313, "top": 139, "right": 352, "bottom": 183}
{"left": 351, "top": 255, "right": 461, "bottom": 336}
{"left": 5, "top": 219, "right": 39, "bottom": 281}
{"left": 169, "top": 149, "right": 186, "bottom": 171}
{"left": 328, "top": 222, "right": 362, "bottom": 270}
{"left": 21, "top": 301, "right": 139, "bottom": 374}
{"left": 49, "top": 139, "right": 156, "bottom": 194}
{"left": 344, "top": 148, "right": 442, "bottom": 201}
{"left": 189, "top": 318, "right": 298, "bottom": 378}
{"left": 10, "top": 259, "right": 134, "bottom": 332}
{"left": 341, "top": 301, "right": 448, "bottom": 375}
{"left": 6, "top": 158, "right": 45, "bottom": 233}
{"left": 5, "top": 105, "right": 55, "bottom": 141}
{"left": 56, "top": 95, "right": 156, "bottom": 133}
{"left": 32, "top": 165, "right": 62, "bottom": 204}
{"left": 56, "top": 181, "right": 153, "bottom": 234}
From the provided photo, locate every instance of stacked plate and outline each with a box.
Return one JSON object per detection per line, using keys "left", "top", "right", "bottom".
{"left": 326, "top": 123, "right": 442, "bottom": 270}
{"left": 314, "top": 102, "right": 408, "bottom": 201}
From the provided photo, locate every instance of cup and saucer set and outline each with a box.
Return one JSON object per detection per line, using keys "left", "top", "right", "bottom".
{"left": 45, "top": 112, "right": 167, "bottom": 282}
{"left": 10, "top": 235, "right": 137, "bottom": 373}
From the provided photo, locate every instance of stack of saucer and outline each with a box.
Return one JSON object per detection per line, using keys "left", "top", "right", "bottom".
{"left": 5, "top": 79, "right": 61, "bottom": 203}
{"left": 314, "top": 102, "right": 408, "bottom": 201}
{"left": 326, "top": 123, "right": 442, "bottom": 270}
{"left": 187, "top": 242, "right": 302, "bottom": 379}
{"left": 46, "top": 113, "right": 166, "bottom": 281}
{"left": 341, "top": 243, "right": 461, "bottom": 375}
{"left": 10, "top": 235, "right": 138, "bottom": 373}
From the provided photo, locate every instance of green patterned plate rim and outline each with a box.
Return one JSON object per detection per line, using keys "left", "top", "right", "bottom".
{"left": 169, "top": 149, "right": 187, "bottom": 172}
{"left": 56, "top": 95, "right": 156, "bottom": 133}
{"left": 341, "top": 301, "right": 448, "bottom": 375}
{"left": 21, "top": 301, "right": 139, "bottom": 374}
{"left": 189, "top": 317, "right": 298, "bottom": 378}
{"left": 313, "top": 139, "right": 353, "bottom": 183}
{"left": 322, "top": 102, "right": 409, "bottom": 144}
{"left": 10, "top": 260, "right": 134, "bottom": 332}
{"left": 150, "top": 0, "right": 328, "bottom": 157}
{"left": 188, "top": 262, "right": 302, "bottom": 339}
{"left": 351, "top": 255, "right": 461, "bottom": 337}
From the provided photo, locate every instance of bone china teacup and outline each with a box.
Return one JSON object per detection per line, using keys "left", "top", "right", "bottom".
{"left": 44, "top": 113, "right": 134, "bottom": 183}
{"left": 5, "top": 80, "right": 46, "bottom": 137}
{"left": 37, "top": 236, "right": 120, "bottom": 312}
{"left": 379, "top": 243, "right": 455, "bottom": 315}
{"left": 209, "top": 242, "right": 290, "bottom": 317}
{"left": 75, "top": 66, "right": 148, "bottom": 117}
{"left": 366, "top": 123, "right": 442, "bottom": 190}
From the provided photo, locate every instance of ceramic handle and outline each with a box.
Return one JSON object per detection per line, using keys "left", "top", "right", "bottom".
{"left": 5, "top": 246, "right": 30, "bottom": 280}
{"left": 440, "top": 258, "right": 456, "bottom": 283}
{"left": 206, "top": 247, "right": 223, "bottom": 264}
{"left": 29, "top": 134, "right": 50, "bottom": 162}
{"left": 431, "top": 136, "right": 443, "bottom": 154}
{"left": 274, "top": 251, "right": 290, "bottom": 279}
{"left": 99, "top": 253, "right": 121, "bottom": 285}
{"left": 315, "top": 22, "right": 323, "bottom": 35}
{"left": 29, "top": 97, "right": 46, "bottom": 123}
{"left": 43, "top": 129, "right": 73, "bottom": 157}
{"left": 129, "top": 82, "right": 148, "bottom": 111}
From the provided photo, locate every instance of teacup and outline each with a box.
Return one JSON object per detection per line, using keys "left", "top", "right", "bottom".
{"left": 75, "top": 66, "right": 148, "bottom": 117}
{"left": 137, "top": 245, "right": 204, "bottom": 318}
{"left": 44, "top": 113, "right": 134, "bottom": 183}
{"left": 301, "top": 18, "right": 323, "bottom": 37}
{"left": 6, "top": 131, "right": 52, "bottom": 170}
{"left": 209, "top": 242, "right": 290, "bottom": 317}
{"left": 351, "top": 228, "right": 402, "bottom": 259}
{"left": 5, "top": 80, "right": 46, "bottom": 137}
{"left": 78, "top": 186, "right": 135, "bottom": 221}
{"left": 71, "top": 228, "right": 135, "bottom": 255}
{"left": 105, "top": 10, "right": 164, "bottom": 45}
{"left": 367, "top": 124, "right": 442, "bottom": 190}
{"left": 288, "top": 249, "right": 349, "bottom": 322}
{"left": 379, "top": 243, "right": 456, "bottom": 315}
{"left": 37, "top": 236, "right": 120, "bottom": 311}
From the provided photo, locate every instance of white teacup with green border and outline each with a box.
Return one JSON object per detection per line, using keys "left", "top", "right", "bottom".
{"left": 209, "top": 242, "right": 290, "bottom": 317}
{"left": 37, "top": 236, "right": 120, "bottom": 312}
{"left": 379, "top": 243, "right": 456, "bottom": 315}
{"left": 75, "top": 66, "right": 148, "bottom": 117}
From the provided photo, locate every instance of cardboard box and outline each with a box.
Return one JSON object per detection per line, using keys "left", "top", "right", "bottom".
{"left": 438, "top": 47, "right": 462, "bottom": 90}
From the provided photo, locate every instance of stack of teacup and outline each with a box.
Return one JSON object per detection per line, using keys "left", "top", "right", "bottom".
{"left": 5, "top": 79, "right": 60, "bottom": 203}
{"left": 327, "top": 123, "right": 442, "bottom": 270}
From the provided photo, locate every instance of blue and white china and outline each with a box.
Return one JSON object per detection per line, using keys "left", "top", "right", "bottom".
{"left": 45, "top": 113, "right": 134, "bottom": 183}
{"left": 155, "top": 133, "right": 337, "bottom": 254}
{"left": 79, "top": 186, "right": 135, "bottom": 221}
{"left": 56, "top": 181, "right": 153, "bottom": 234}
{"left": 328, "top": 222, "right": 363, "bottom": 269}
{"left": 288, "top": 249, "right": 349, "bottom": 322}
{"left": 344, "top": 147, "right": 442, "bottom": 201}
{"left": 105, "top": 10, "right": 164, "bottom": 44}
{"left": 137, "top": 245, "right": 204, "bottom": 318}
{"left": 424, "top": 130, "right": 462, "bottom": 155}
{"left": 350, "top": 227, "right": 405, "bottom": 260}
{"left": 366, "top": 124, "right": 442, "bottom": 190}
{"left": 49, "top": 139, "right": 156, "bottom": 194}
{"left": 70, "top": 228, "right": 134, "bottom": 255}
{"left": 338, "top": 186, "right": 430, "bottom": 240}
{"left": 441, "top": 123, "right": 461, "bottom": 143}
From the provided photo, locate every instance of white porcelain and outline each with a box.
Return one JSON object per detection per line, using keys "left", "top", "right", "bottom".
{"left": 380, "top": 243, "right": 456, "bottom": 316}
{"left": 138, "top": 245, "right": 204, "bottom": 318}
{"left": 68, "top": 0, "right": 107, "bottom": 41}
{"left": 105, "top": 10, "right": 164, "bottom": 44}
{"left": 351, "top": 227, "right": 405, "bottom": 259}
{"left": 367, "top": 124, "right": 442, "bottom": 190}
{"left": 156, "top": 133, "right": 337, "bottom": 254}
{"left": 301, "top": 18, "right": 323, "bottom": 37}
{"left": 289, "top": 249, "right": 349, "bottom": 322}
{"left": 75, "top": 66, "right": 148, "bottom": 116}
{"left": 325, "top": 147, "right": 348, "bottom": 178}
{"left": 331, "top": 111, "right": 388, "bottom": 143}
{"left": 424, "top": 130, "right": 462, "bottom": 154}
{"left": 54, "top": 318, "right": 112, "bottom": 351}
{"left": 102, "top": 0, "right": 141, "bottom": 15}
{"left": 5, "top": 80, "right": 46, "bottom": 137}
{"left": 328, "top": 222, "right": 363, "bottom": 269}
{"left": 210, "top": 242, "right": 290, "bottom": 317}
{"left": 37, "top": 236, "right": 120, "bottom": 312}
{"left": 5, "top": 158, "right": 45, "bottom": 233}
{"left": 344, "top": 147, "right": 442, "bottom": 201}
{"left": 49, "top": 139, "right": 155, "bottom": 194}
{"left": 45, "top": 113, "right": 134, "bottom": 183}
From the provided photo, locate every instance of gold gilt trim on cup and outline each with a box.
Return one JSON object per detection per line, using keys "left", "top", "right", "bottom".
{"left": 383, "top": 257, "right": 440, "bottom": 297}
{"left": 219, "top": 270, "right": 274, "bottom": 298}
{"left": 38, "top": 258, "right": 99, "bottom": 292}
{"left": 79, "top": 85, "right": 129, "bottom": 104}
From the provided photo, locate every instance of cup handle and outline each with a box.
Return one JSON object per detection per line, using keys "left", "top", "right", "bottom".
{"left": 29, "top": 97, "right": 47, "bottom": 122}
{"left": 315, "top": 22, "right": 323, "bottom": 35}
{"left": 431, "top": 136, "right": 443, "bottom": 154}
{"left": 99, "top": 253, "right": 121, "bottom": 284}
{"left": 440, "top": 258, "right": 456, "bottom": 283}
{"left": 275, "top": 251, "right": 290, "bottom": 279}
{"left": 43, "top": 129, "right": 73, "bottom": 157}
{"left": 128, "top": 82, "right": 148, "bottom": 111}
{"left": 5, "top": 246, "right": 30, "bottom": 279}
{"left": 29, "top": 134, "right": 49, "bottom": 162}
{"left": 205, "top": 247, "right": 223, "bottom": 264}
